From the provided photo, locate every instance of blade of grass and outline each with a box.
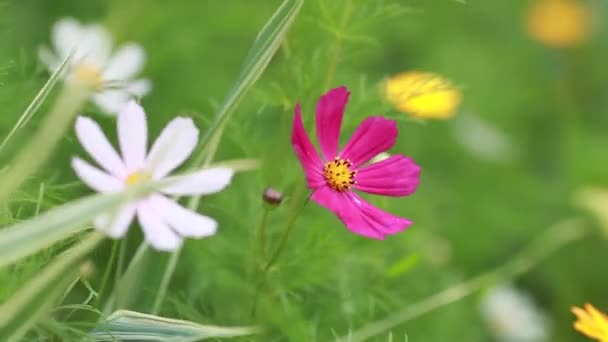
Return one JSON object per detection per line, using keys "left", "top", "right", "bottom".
{"left": 0, "top": 232, "right": 104, "bottom": 341}
{"left": 340, "top": 218, "right": 590, "bottom": 341}
{"left": 90, "top": 310, "right": 261, "bottom": 341}
{"left": 0, "top": 80, "right": 91, "bottom": 205}
{"left": 0, "top": 53, "right": 71, "bottom": 155}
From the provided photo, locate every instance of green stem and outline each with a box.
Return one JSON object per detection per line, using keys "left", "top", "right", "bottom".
{"left": 94, "top": 239, "right": 120, "bottom": 309}
{"left": 341, "top": 218, "right": 590, "bottom": 341}
{"left": 257, "top": 206, "right": 271, "bottom": 263}
{"left": 323, "top": 0, "right": 354, "bottom": 89}
{"left": 263, "top": 191, "right": 310, "bottom": 272}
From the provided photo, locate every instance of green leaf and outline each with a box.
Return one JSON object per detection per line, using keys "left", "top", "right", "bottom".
{"left": 90, "top": 310, "right": 261, "bottom": 341}
{"left": 191, "top": 0, "right": 304, "bottom": 166}
{"left": 0, "top": 232, "right": 104, "bottom": 341}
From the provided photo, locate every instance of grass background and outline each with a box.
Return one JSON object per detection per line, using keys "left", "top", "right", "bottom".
{"left": 1, "top": 0, "right": 608, "bottom": 340}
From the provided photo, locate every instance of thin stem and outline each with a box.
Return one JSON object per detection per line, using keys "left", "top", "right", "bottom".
{"left": 341, "top": 218, "right": 590, "bottom": 341}
{"left": 94, "top": 240, "right": 120, "bottom": 309}
{"left": 323, "top": 0, "right": 354, "bottom": 89}
{"left": 257, "top": 206, "right": 271, "bottom": 263}
{"left": 263, "top": 192, "right": 310, "bottom": 272}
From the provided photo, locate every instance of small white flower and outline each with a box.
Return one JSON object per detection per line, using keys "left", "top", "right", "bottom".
{"left": 480, "top": 284, "right": 550, "bottom": 342}
{"left": 71, "top": 101, "right": 233, "bottom": 251}
{"left": 39, "top": 17, "right": 151, "bottom": 114}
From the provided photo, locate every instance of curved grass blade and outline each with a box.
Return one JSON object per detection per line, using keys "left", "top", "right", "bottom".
{"left": 0, "top": 53, "right": 71, "bottom": 155}
{"left": 0, "top": 232, "right": 104, "bottom": 341}
{"left": 90, "top": 310, "right": 261, "bottom": 341}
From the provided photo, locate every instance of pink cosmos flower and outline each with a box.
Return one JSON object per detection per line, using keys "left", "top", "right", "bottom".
{"left": 291, "top": 86, "right": 421, "bottom": 239}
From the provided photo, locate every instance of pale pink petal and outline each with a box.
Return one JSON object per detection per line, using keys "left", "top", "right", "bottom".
{"left": 103, "top": 43, "right": 145, "bottom": 81}
{"left": 117, "top": 101, "right": 147, "bottom": 171}
{"left": 38, "top": 46, "right": 60, "bottom": 72}
{"left": 315, "top": 86, "right": 350, "bottom": 160}
{"left": 73, "top": 24, "right": 112, "bottom": 67}
{"left": 312, "top": 187, "right": 411, "bottom": 239}
{"left": 137, "top": 200, "right": 182, "bottom": 251}
{"left": 339, "top": 117, "right": 398, "bottom": 168}
{"left": 93, "top": 202, "right": 136, "bottom": 238}
{"left": 52, "top": 17, "right": 83, "bottom": 60}
{"left": 355, "top": 155, "right": 420, "bottom": 197}
{"left": 126, "top": 79, "right": 152, "bottom": 97}
{"left": 92, "top": 90, "right": 131, "bottom": 115}
{"left": 161, "top": 167, "right": 233, "bottom": 196}
{"left": 74, "top": 117, "right": 126, "bottom": 178}
{"left": 71, "top": 157, "right": 123, "bottom": 193}
{"left": 146, "top": 117, "right": 198, "bottom": 179}
{"left": 291, "top": 104, "right": 325, "bottom": 188}
{"left": 149, "top": 195, "right": 217, "bottom": 238}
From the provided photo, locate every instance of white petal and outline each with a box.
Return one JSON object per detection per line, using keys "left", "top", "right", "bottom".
{"left": 38, "top": 46, "right": 60, "bottom": 72}
{"left": 118, "top": 101, "right": 147, "bottom": 171}
{"left": 103, "top": 43, "right": 146, "bottom": 81}
{"left": 52, "top": 17, "right": 84, "bottom": 60}
{"left": 126, "top": 79, "right": 152, "bottom": 97}
{"left": 93, "top": 202, "right": 136, "bottom": 238}
{"left": 92, "top": 90, "right": 131, "bottom": 115}
{"left": 146, "top": 117, "right": 198, "bottom": 179}
{"left": 73, "top": 24, "right": 113, "bottom": 68}
{"left": 149, "top": 195, "right": 217, "bottom": 238}
{"left": 75, "top": 116, "right": 126, "bottom": 177}
{"left": 71, "top": 157, "right": 123, "bottom": 193}
{"left": 161, "top": 167, "right": 233, "bottom": 196}
{"left": 137, "top": 200, "right": 182, "bottom": 251}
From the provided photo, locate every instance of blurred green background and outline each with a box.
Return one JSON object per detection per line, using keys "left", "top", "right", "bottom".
{"left": 1, "top": 0, "right": 608, "bottom": 341}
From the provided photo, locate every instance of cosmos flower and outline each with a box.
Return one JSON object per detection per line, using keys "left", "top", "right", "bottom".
{"left": 291, "top": 86, "right": 420, "bottom": 239}
{"left": 39, "top": 17, "right": 151, "bottom": 114}
{"left": 384, "top": 71, "right": 461, "bottom": 120}
{"left": 72, "top": 101, "right": 233, "bottom": 251}
{"left": 480, "top": 284, "right": 550, "bottom": 342}
{"left": 525, "top": 0, "right": 591, "bottom": 48}
{"left": 572, "top": 303, "right": 608, "bottom": 342}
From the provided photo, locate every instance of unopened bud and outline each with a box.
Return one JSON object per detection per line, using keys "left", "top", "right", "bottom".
{"left": 263, "top": 187, "right": 283, "bottom": 205}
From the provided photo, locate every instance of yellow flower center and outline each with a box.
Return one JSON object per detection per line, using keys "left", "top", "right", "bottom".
{"left": 72, "top": 63, "right": 104, "bottom": 89}
{"left": 125, "top": 171, "right": 151, "bottom": 186}
{"left": 323, "top": 157, "right": 356, "bottom": 192}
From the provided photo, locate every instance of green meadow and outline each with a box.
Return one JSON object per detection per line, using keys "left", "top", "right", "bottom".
{"left": 0, "top": 0, "right": 607, "bottom": 341}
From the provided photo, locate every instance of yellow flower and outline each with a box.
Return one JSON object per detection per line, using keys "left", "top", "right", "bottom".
{"left": 525, "top": 0, "right": 591, "bottom": 48}
{"left": 384, "top": 71, "right": 461, "bottom": 120}
{"left": 572, "top": 303, "right": 608, "bottom": 341}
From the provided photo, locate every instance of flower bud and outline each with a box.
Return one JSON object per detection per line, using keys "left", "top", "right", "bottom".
{"left": 263, "top": 187, "right": 283, "bottom": 206}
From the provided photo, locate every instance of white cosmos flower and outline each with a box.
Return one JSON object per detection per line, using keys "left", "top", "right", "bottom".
{"left": 39, "top": 17, "right": 151, "bottom": 114}
{"left": 71, "top": 101, "right": 233, "bottom": 251}
{"left": 480, "top": 284, "right": 550, "bottom": 342}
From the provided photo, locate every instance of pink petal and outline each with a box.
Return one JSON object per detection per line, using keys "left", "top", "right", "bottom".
{"left": 315, "top": 86, "right": 350, "bottom": 161}
{"left": 117, "top": 101, "right": 147, "bottom": 171}
{"left": 291, "top": 104, "right": 325, "bottom": 188}
{"left": 354, "top": 155, "right": 421, "bottom": 197}
{"left": 339, "top": 117, "right": 398, "bottom": 168}
{"left": 311, "top": 186, "right": 411, "bottom": 239}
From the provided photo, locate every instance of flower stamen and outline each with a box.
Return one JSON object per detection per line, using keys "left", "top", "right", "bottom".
{"left": 323, "top": 157, "right": 356, "bottom": 192}
{"left": 125, "top": 171, "right": 151, "bottom": 186}
{"left": 72, "top": 62, "right": 104, "bottom": 89}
